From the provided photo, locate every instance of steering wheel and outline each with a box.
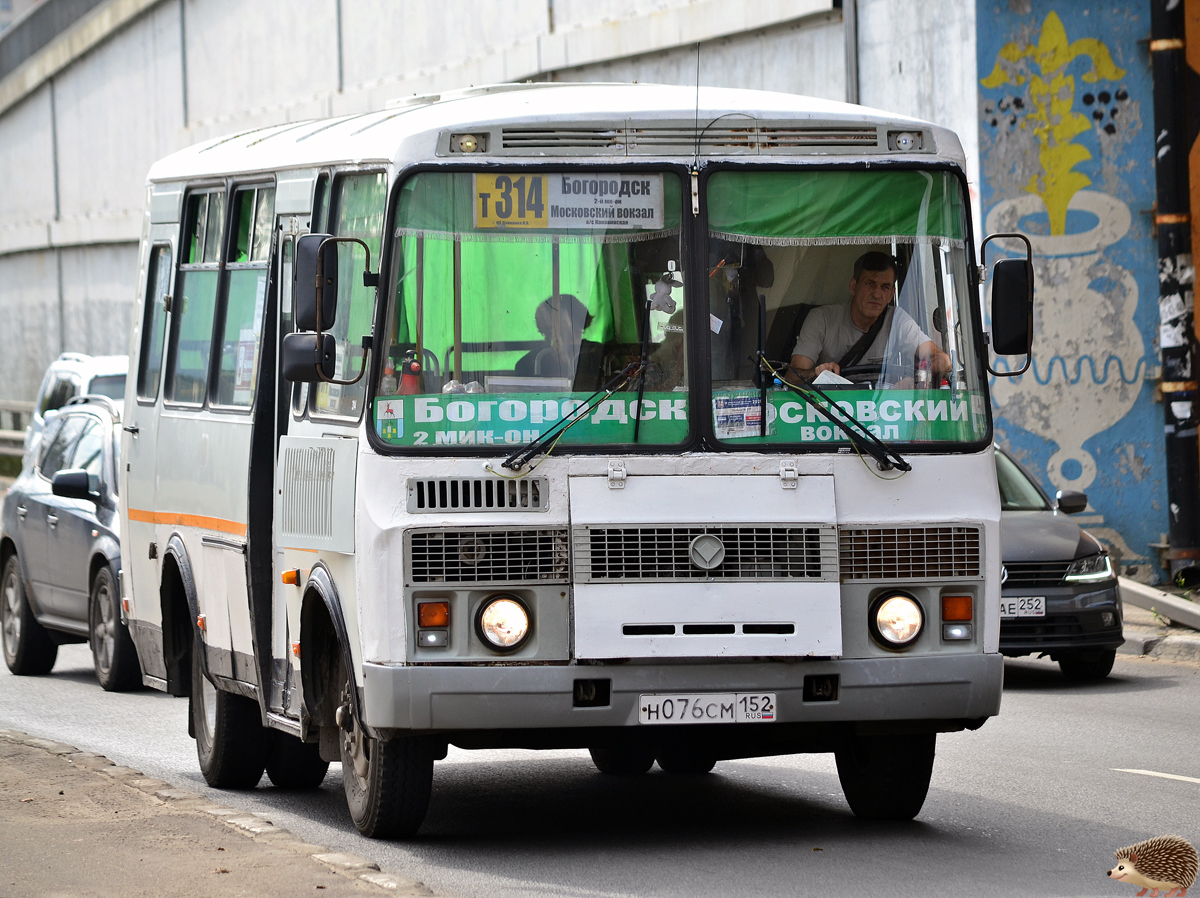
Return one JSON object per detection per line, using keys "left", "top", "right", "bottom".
{"left": 836, "top": 363, "right": 883, "bottom": 385}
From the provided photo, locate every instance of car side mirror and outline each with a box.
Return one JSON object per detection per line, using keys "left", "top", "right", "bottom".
{"left": 1055, "top": 489, "right": 1088, "bottom": 515}
{"left": 52, "top": 468, "right": 98, "bottom": 502}
{"left": 981, "top": 233, "right": 1034, "bottom": 377}
{"left": 294, "top": 233, "right": 338, "bottom": 332}
{"left": 281, "top": 332, "right": 337, "bottom": 383}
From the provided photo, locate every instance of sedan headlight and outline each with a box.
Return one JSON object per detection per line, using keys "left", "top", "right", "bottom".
{"left": 475, "top": 595, "right": 531, "bottom": 652}
{"left": 870, "top": 593, "right": 924, "bottom": 649}
{"left": 1064, "top": 554, "right": 1114, "bottom": 582}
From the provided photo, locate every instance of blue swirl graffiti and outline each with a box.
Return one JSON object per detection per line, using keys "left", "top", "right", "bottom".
{"left": 990, "top": 354, "right": 1146, "bottom": 385}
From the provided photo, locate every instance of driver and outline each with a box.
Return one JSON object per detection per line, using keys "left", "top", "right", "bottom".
{"left": 790, "top": 251, "right": 949, "bottom": 382}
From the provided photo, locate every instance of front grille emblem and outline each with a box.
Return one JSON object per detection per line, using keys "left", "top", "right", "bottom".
{"left": 1001, "top": 565, "right": 1008, "bottom": 585}
{"left": 689, "top": 534, "right": 726, "bottom": 570}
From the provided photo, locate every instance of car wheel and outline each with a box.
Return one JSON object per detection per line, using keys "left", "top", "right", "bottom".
{"left": 1, "top": 554, "right": 58, "bottom": 676}
{"left": 339, "top": 674, "right": 434, "bottom": 838}
{"left": 89, "top": 565, "right": 141, "bottom": 692}
{"left": 835, "top": 733, "right": 935, "bottom": 821}
{"left": 266, "top": 730, "right": 329, "bottom": 789}
{"left": 655, "top": 747, "right": 717, "bottom": 775}
{"left": 191, "top": 638, "right": 268, "bottom": 788}
{"left": 1058, "top": 648, "right": 1116, "bottom": 681}
{"left": 589, "top": 744, "right": 656, "bottom": 775}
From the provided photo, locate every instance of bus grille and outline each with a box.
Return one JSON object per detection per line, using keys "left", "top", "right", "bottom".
{"left": 496, "top": 123, "right": 881, "bottom": 155}
{"left": 408, "top": 529, "right": 569, "bottom": 583}
{"left": 1002, "top": 561, "right": 1070, "bottom": 587}
{"left": 838, "top": 526, "right": 982, "bottom": 580}
{"left": 280, "top": 445, "right": 335, "bottom": 539}
{"left": 574, "top": 525, "right": 837, "bottom": 582}
{"left": 407, "top": 477, "right": 548, "bottom": 513}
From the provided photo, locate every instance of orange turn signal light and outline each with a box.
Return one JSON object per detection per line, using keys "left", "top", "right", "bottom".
{"left": 281, "top": 569, "right": 301, "bottom": 586}
{"left": 196, "top": 613, "right": 207, "bottom": 632}
{"left": 418, "top": 601, "right": 450, "bottom": 627}
{"left": 941, "top": 595, "right": 973, "bottom": 622}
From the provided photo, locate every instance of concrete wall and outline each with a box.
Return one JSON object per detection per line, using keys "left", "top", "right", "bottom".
{"left": 0, "top": 0, "right": 984, "bottom": 403}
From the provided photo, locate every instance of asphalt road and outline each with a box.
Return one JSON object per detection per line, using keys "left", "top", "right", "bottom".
{"left": 2, "top": 645, "right": 1198, "bottom": 898}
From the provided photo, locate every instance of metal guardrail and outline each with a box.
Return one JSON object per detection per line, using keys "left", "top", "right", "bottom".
{"left": 0, "top": 399, "right": 34, "bottom": 458}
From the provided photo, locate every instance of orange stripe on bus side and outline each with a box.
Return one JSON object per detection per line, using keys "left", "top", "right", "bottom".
{"left": 126, "top": 508, "right": 247, "bottom": 537}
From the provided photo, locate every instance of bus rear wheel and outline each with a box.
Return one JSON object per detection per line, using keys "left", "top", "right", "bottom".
{"left": 338, "top": 678, "right": 433, "bottom": 838}
{"left": 835, "top": 732, "right": 935, "bottom": 821}
{"left": 266, "top": 731, "right": 329, "bottom": 789}
{"left": 191, "top": 641, "right": 268, "bottom": 788}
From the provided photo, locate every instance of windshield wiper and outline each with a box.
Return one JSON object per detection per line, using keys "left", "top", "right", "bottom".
{"left": 775, "top": 370, "right": 911, "bottom": 472}
{"left": 500, "top": 361, "right": 643, "bottom": 472}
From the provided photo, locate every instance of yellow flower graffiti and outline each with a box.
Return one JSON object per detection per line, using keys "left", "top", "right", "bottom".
{"left": 981, "top": 10, "right": 1125, "bottom": 235}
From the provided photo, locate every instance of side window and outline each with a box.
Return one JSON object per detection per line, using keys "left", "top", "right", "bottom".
{"left": 39, "top": 415, "right": 86, "bottom": 480}
{"left": 137, "top": 245, "right": 173, "bottom": 400}
{"left": 166, "top": 190, "right": 225, "bottom": 405}
{"left": 69, "top": 418, "right": 104, "bottom": 486}
{"left": 313, "top": 172, "right": 386, "bottom": 418}
{"left": 215, "top": 184, "right": 275, "bottom": 407}
{"left": 40, "top": 375, "right": 80, "bottom": 416}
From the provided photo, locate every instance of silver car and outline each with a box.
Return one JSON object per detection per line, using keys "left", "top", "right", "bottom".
{"left": 997, "top": 449, "right": 1122, "bottom": 680}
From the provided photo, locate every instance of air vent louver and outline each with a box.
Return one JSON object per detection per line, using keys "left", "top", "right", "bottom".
{"left": 493, "top": 122, "right": 883, "bottom": 155}
{"left": 838, "top": 526, "right": 982, "bottom": 580}
{"left": 409, "top": 528, "right": 569, "bottom": 583}
{"left": 408, "top": 477, "right": 548, "bottom": 513}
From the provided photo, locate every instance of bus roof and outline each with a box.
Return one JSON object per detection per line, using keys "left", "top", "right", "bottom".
{"left": 146, "top": 82, "right": 964, "bottom": 183}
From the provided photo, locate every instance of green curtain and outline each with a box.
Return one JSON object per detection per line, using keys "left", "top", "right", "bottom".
{"left": 707, "top": 170, "right": 965, "bottom": 245}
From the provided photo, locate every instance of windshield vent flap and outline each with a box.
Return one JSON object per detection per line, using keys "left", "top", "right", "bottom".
{"left": 501, "top": 128, "right": 626, "bottom": 151}
{"left": 408, "top": 477, "right": 548, "bottom": 513}
{"left": 838, "top": 526, "right": 982, "bottom": 580}
{"left": 408, "top": 528, "right": 569, "bottom": 583}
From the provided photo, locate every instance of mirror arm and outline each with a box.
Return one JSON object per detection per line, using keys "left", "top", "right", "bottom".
{"left": 311, "top": 236, "right": 378, "bottom": 386}
{"left": 981, "top": 232, "right": 1034, "bottom": 378}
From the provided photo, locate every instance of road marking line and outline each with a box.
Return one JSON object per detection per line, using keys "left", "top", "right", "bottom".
{"left": 1112, "top": 768, "right": 1200, "bottom": 785}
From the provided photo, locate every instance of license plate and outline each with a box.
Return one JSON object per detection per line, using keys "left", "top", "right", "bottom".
{"left": 638, "top": 693, "right": 777, "bottom": 725}
{"left": 1000, "top": 596, "right": 1045, "bottom": 618}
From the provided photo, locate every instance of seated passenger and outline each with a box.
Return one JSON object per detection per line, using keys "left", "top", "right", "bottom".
{"left": 789, "top": 251, "right": 949, "bottom": 382}
{"left": 515, "top": 293, "right": 591, "bottom": 378}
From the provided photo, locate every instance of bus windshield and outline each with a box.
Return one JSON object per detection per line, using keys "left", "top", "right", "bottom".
{"left": 375, "top": 170, "right": 688, "bottom": 449}
{"left": 706, "top": 169, "right": 989, "bottom": 447}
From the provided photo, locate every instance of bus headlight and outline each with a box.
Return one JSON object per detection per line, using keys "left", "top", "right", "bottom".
{"left": 870, "top": 593, "right": 924, "bottom": 649}
{"left": 476, "top": 595, "right": 531, "bottom": 652}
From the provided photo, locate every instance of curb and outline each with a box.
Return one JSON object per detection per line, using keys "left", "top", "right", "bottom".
{"left": 0, "top": 728, "right": 432, "bottom": 895}
{"left": 1118, "top": 629, "right": 1200, "bottom": 665}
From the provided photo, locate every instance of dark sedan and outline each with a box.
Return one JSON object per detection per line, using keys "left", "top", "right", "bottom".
{"left": 1, "top": 395, "right": 140, "bottom": 690}
{"left": 997, "top": 448, "right": 1123, "bottom": 680}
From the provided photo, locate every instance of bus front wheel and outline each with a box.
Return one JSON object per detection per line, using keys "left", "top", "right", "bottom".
{"left": 835, "top": 732, "right": 935, "bottom": 821}
{"left": 191, "top": 640, "right": 268, "bottom": 788}
{"left": 338, "top": 678, "right": 433, "bottom": 838}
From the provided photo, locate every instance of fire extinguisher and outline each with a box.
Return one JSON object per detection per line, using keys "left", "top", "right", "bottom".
{"left": 399, "top": 350, "right": 422, "bottom": 395}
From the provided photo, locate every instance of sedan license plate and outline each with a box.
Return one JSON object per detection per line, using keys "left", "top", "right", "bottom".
{"left": 1000, "top": 596, "right": 1045, "bottom": 618}
{"left": 639, "top": 693, "right": 776, "bottom": 725}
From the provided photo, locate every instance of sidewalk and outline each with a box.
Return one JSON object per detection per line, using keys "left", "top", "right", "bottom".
{"left": 1118, "top": 603, "right": 1200, "bottom": 664}
{"left": 0, "top": 729, "right": 430, "bottom": 898}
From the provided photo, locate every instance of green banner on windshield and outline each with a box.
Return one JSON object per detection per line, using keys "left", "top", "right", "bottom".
{"left": 373, "top": 389, "right": 988, "bottom": 447}
{"left": 707, "top": 170, "right": 966, "bottom": 247}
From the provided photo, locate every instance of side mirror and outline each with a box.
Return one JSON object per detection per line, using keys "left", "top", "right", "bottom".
{"left": 281, "top": 332, "right": 337, "bottom": 383}
{"left": 52, "top": 468, "right": 98, "bottom": 502}
{"left": 1055, "top": 490, "right": 1088, "bottom": 515}
{"left": 294, "top": 233, "right": 338, "bottom": 331}
{"left": 981, "top": 233, "right": 1034, "bottom": 376}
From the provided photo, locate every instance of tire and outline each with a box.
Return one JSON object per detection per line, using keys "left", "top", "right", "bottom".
{"left": 266, "top": 730, "right": 329, "bottom": 789}
{"left": 191, "top": 640, "right": 268, "bottom": 788}
{"left": 589, "top": 744, "right": 656, "bottom": 775}
{"left": 835, "top": 733, "right": 935, "bottom": 821}
{"left": 1, "top": 554, "right": 58, "bottom": 676}
{"left": 89, "top": 565, "right": 141, "bottom": 692}
{"left": 339, "top": 675, "right": 433, "bottom": 838}
{"left": 1058, "top": 648, "right": 1116, "bottom": 681}
{"left": 655, "top": 747, "right": 717, "bottom": 775}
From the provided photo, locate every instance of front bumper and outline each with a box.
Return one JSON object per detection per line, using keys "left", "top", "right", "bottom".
{"left": 999, "top": 582, "right": 1123, "bottom": 656}
{"left": 361, "top": 652, "right": 1003, "bottom": 732}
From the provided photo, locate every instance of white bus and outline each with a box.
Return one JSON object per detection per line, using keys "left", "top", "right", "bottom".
{"left": 119, "top": 83, "right": 1032, "bottom": 837}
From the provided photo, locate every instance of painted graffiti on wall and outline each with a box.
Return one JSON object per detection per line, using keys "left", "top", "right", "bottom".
{"left": 977, "top": 3, "right": 1165, "bottom": 581}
